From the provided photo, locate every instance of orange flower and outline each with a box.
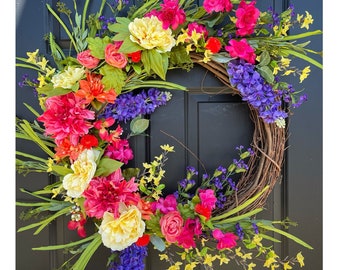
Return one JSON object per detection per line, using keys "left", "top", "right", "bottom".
{"left": 76, "top": 73, "right": 117, "bottom": 104}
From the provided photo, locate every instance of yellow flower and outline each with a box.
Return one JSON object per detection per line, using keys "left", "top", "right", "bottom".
{"left": 241, "top": 252, "right": 252, "bottom": 260}
{"left": 297, "top": 14, "right": 303, "bottom": 23}
{"left": 252, "top": 234, "right": 263, "bottom": 247}
{"left": 186, "top": 44, "right": 194, "bottom": 54}
{"left": 301, "top": 11, "right": 314, "bottom": 30}
{"left": 219, "top": 256, "right": 230, "bottom": 265}
{"left": 37, "top": 57, "right": 48, "bottom": 70}
{"left": 203, "top": 50, "right": 212, "bottom": 63}
{"left": 283, "top": 70, "right": 295, "bottom": 76}
{"left": 62, "top": 149, "right": 100, "bottom": 198}
{"left": 51, "top": 66, "right": 85, "bottom": 89}
{"left": 45, "top": 67, "right": 56, "bottom": 78}
{"left": 37, "top": 74, "right": 47, "bottom": 88}
{"left": 203, "top": 254, "right": 217, "bottom": 267}
{"left": 190, "top": 30, "right": 203, "bottom": 46}
{"left": 129, "top": 16, "right": 176, "bottom": 53}
{"left": 280, "top": 56, "right": 291, "bottom": 68}
{"left": 26, "top": 49, "right": 39, "bottom": 63}
{"left": 271, "top": 264, "right": 280, "bottom": 270}
{"left": 159, "top": 254, "right": 169, "bottom": 261}
{"left": 248, "top": 262, "right": 256, "bottom": 270}
{"left": 99, "top": 205, "right": 145, "bottom": 251}
{"left": 185, "top": 262, "right": 198, "bottom": 270}
{"left": 161, "top": 144, "right": 175, "bottom": 152}
{"left": 168, "top": 262, "right": 183, "bottom": 270}
{"left": 263, "top": 251, "right": 279, "bottom": 268}
{"left": 283, "top": 262, "right": 292, "bottom": 270}
{"left": 296, "top": 252, "right": 305, "bottom": 267}
{"left": 176, "top": 31, "right": 189, "bottom": 45}
{"left": 299, "top": 66, "right": 311, "bottom": 83}
{"left": 235, "top": 247, "right": 243, "bottom": 257}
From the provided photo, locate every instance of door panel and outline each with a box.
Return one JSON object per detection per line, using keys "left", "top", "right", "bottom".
{"left": 16, "top": 0, "right": 322, "bottom": 269}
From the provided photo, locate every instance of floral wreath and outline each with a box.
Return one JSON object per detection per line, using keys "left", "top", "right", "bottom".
{"left": 16, "top": 0, "right": 322, "bottom": 269}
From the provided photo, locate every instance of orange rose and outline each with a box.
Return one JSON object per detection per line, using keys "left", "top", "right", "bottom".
{"left": 105, "top": 43, "right": 127, "bottom": 68}
{"left": 159, "top": 210, "right": 183, "bottom": 243}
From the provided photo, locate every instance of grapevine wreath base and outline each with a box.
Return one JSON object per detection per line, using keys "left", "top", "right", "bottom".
{"left": 190, "top": 53, "right": 286, "bottom": 215}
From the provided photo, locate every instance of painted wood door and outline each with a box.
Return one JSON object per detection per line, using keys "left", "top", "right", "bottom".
{"left": 16, "top": 0, "right": 322, "bottom": 269}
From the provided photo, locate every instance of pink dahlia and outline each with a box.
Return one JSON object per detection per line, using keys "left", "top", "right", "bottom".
{"left": 235, "top": 0, "right": 260, "bottom": 36}
{"left": 212, "top": 229, "right": 238, "bottom": 250}
{"left": 203, "top": 0, "right": 233, "bottom": 14}
{"left": 225, "top": 38, "right": 256, "bottom": 64}
{"left": 104, "top": 139, "right": 134, "bottom": 164}
{"left": 83, "top": 168, "right": 140, "bottom": 219}
{"left": 37, "top": 92, "right": 95, "bottom": 146}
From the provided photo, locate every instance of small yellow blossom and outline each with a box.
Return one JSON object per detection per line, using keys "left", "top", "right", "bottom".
{"left": 299, "top": 66, "right": 311, "bottom": 83}
{"left": 186, "top": 44, "right": 194, "bottom": 54}
{"left": 190, "top": 30, "right": 203, "bottom": 46}
{"left": 301, "top": 11, "right": 314, "bottom": 30}
{"left": 296, "top": 252, "right": 305, "bottom": 267}
{"left": 235, "top": 247, "right": 243, "bottom": 257}
{"left": 203, "top": 50, "right": 212, "bottom": 63}
{"left": 241, "top": 252, "right": 252, "bottom": 260}
{"left": 252, "top": 234, "right": 263, "bottom": 247}
{"left": 264, "top": 251, "right": 279, "bottom": 268}
{"left": 26, "top": 49, "right": 39, "bottom": 63}
{"left": 185, "top": 262, "right": 198, "bottom": 270}
{"left": 229, "top": 16, "right": 237, "bottom": 23}
{"left": 37, "top": 57, "right": 48, "bottom": 70}
{"left": 51, "top": 185, "right": 63, "bottom": 198}
{"left": 283, "top": 261, "right": 293, "bottom": 270}
{"left": 297, "top": 14, "right": 303, "bottom": 23}
{"left": 248, "top": 262, "right": 256, "bottom": 270}
{"left": 283, "top": 70, "right": 295, "bottom": 76}
{"left": 281, "top": 56, "right": 291, "bottom": 68}
{"left": 37, "top": 74, "right": 47, "bottom": 88}
{"left": 271, "top": 264, "right": 280, "bottom": 270}
{"left": 161, "top": 144, "right": 175, "bottom": 152}
{"left": 219, "top": 256, "right": 230, "bottom": 265}
{"left": 204, "top": 254, "right": 217, "bottom": 267}
{"left": 159, "top": 253, "right": 169, "bottom": 261}
{"left": 168, "top": 262, "right": 183, "bottom": 270}
{"left": 273, "top": 66, "right": 280, "bottom": 75}
{"left": 280, "top": 23, "right": 291, "bottom": 36}
{"left": 46, "top": 158, "right": 54, "bottom": 172}
{"left": 45, "top": 67, "right": 56, "bottom": 78}
{"left": 176, "top": 31, "right": 189, "bottom": 45}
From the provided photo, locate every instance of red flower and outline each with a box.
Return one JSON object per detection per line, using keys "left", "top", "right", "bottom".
{"left": 136, "top": 234, "right": 150, "bottom": 246}
{"left": 127, "top": 51, "right": 142, "bottom": 63}
{"left": 67, "top": 214, "right": 87, "bottom": 238}
{"left": 194, "top": 203, "right": 212, "bottom": 220}
{"left": 205, "top": 37, "right": 222, "bottom": 53}
{"left": 80, "top": 134, "right": 98, "bottom": 149}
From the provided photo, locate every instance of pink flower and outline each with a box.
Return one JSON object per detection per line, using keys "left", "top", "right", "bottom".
{"left": 67, "top": 213, "right": 87, "bottom": 238}
{"left": 77, "top": 50, "right": 100, "bottom": 69}
{"left": 154, "top": 194, "right": 178, "bottom": 214}
{"left": 203, "top": 0, "right": 233, "bottom": 14}
{"left": 104, "top": 139, "right": 134, "bottom": 164}
{"left": 105, "top": 42, "right": 128, "bottom": 68}
{"left": 159, "top": 210, "right": 183, "bottom": 243}
{"left": 83, "top": 168, "right": 140, "bottom": 219}
{"left": 187, "top": 22, "right": 208, "bottom": 39}
{"left": 37, "top": 93, "right": 95, "bottom": 146}
{"left": 225, "top": 38, "right": 256, "bottom": 64}
{"left": 212, "top": 229, "right": 238, "bottom": 250}
{"left": 198, "top": 189, "right": 217, "bottom": 209}
{"left": 235, "top": 0, "right": 260, "bottom": 36}
{"left": 158, "top": 0, "right": 186, "bottom": 30}
{"left": 176, "top": 218, "right": 202, "bottom": 249}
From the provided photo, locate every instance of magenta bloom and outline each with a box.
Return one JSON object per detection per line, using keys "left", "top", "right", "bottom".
{"left": 187, "top": 22, "right": 208, "bottom": 39}
{"left": 83, "top": 169, "right": 140, "bottom": 219}
{"left": 203, "top": 0, "right": 233, "bottom": 14}
{"left": 104, "top": 139, "right": 134, "bottom": 164}
{"left": 37, "top": 93, "right": 94, "bottom": 146}
{"left": 156, "top": 0, "right": 186, "bottom": 30}
{"left": 225, "top": 38, "right": 256, "bottom": 64}
{"left": 198, "top": 189, "right": 217, "bottom": 210}
{"left": 176, "top": 218, "right": 202, "bottom": 249}
{"left": 235, "top": 0, "right": 260, "bottom": 36}
{"left": 154, "top": 194, "right": 178, "bottom": 214}
{"left": 212, "top": 229, "right": 238, "bottom": 250}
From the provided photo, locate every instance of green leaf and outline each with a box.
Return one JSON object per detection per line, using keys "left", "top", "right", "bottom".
{"left": 71, "top": 233, "right": 102, "bottom": 270}
{"left": 100, "top": 64, "right": 127, "bottom": 94}
{"left": 213, "top": 208, "right": 263, "bottom": 225}
{"left": 117, "top": 36, "right": 143, "bottom": 53}
{"left": 150, "top": 234, "right": 166, "bottom": 252}
{"left": 51, "top": 164, "right": 73, "bottom": 176}
{"left": 87, "top": 36, "right": 111, "bottom": 59}
{"left": 258, "top": 50, "right": 271, "bottom": 67}
{"left": 130, "top": 117, "right": 149, "bottom": 135}
{"left": 148, "top": 50, "right": 168, "bottom": 80}
{"left": 257, "top": 65, "right": 274, "bottom": 84}
{"left": 95, "top": 157, "right": 123, "bottom": 177}
{"left": 141, "top": 50, "right": 151, "bottom": 74}
{"left": 37, "top": 84, "right": 72, "bottom": 97}
{"left": 257, "top": 223, "right": 314, "bottom": 250}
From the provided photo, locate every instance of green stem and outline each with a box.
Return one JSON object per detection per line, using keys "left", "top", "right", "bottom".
{"left": 46, "top": 4, "right": 79, "bottom": 53}
{"left": 16, "top": 63, "right": 43, "bottom": 72}
{"left": 281, "top": 49, "right": 323, "bottom": 69}
{"left": 82, "top": 0, "right": 91, "bottom": 32}
{"left": 275, "top": 30, "right": 322, "bottom": 41}
{"left": 16, "top": 151, "right": 47, "bottom": 163}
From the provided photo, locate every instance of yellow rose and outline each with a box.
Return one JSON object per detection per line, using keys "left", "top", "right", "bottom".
{"left": 62, "top": 149, "right": 100, "bottom": 198}
{"left": 129, "top": 16, "right": 176, "bottom": 53}
{"left": 51, "top": 66, "right": 85, "bottom": 89}
{"left": 99, "top": 205, "right": 145, "bottom": 251}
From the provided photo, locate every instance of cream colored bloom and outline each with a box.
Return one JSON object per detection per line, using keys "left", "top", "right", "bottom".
{"left": 129, "top": 16, "right": 176, "bottom": 53}
{"left": 51, "top": 66, "right": 85, "bottom": 89}
{"left": 62, "top": 149, "right": 100, "bottom": 198}
{"left": 99, "top": 206, "right": 145, "bottom": 251}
